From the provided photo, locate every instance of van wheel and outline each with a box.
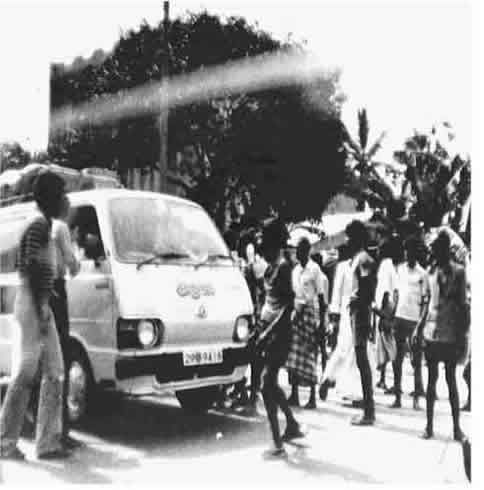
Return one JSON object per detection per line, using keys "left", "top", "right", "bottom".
{"left": 67, "top": 346, "right": 94, "bottom": 424}
{"left": 176, "top": 386, "right": 219, "bottom": 413}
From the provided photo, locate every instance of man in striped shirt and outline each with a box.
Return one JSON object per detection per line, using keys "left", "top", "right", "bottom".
{"left": 0, "top": 172, "right": 70, "bottom": 461}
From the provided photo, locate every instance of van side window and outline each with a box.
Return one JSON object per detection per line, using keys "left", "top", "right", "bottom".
{"left": 0, "top": 215, "right": 23, "bottom": 274}
{"left": 0, "top": 247, "right": 18, "bottom": 274}
{"left": 0, "top": 217, "right": 22, "bottom": 314}
{"left": 68, "top": 205, "right": 105, "bottom": 261}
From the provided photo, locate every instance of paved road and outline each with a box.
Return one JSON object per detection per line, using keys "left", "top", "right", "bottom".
{"left": 0, "top": 361, "right": 470, "bottom": 485}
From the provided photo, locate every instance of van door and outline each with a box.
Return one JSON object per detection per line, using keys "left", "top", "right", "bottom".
{"left": 67, "top": 204, "right": 115, "bottom": 382}
{"left": 0, "top": 240, "right": 18, "bottom": 376}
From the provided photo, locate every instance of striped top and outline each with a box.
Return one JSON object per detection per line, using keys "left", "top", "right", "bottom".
{"left": 16, "top": 215, "right": 56, "bottom": 300}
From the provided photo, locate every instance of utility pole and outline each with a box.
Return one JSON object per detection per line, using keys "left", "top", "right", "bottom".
{"left": 158, "top": 1, "right": 170, "bottom": 193}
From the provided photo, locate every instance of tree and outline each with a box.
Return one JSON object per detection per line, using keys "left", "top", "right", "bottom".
{"left": 393, "top": 123, "right": 470, "bottom": 230}
{"left": 49, "top": 12, "right": 347, "bottom": 229}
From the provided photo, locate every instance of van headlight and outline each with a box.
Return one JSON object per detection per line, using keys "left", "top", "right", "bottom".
{"left": 233, "top": 316, "right": 250, "bottom": 342}
{"left": 138, "top": 320, "right": 159, "bottom": 348}
{"left": 117, "top": 319, "right": 163, "bottom": 349}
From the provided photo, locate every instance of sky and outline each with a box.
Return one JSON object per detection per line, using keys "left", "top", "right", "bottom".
{"left": 0, "top": 0, "right": 474, "bottom": 162}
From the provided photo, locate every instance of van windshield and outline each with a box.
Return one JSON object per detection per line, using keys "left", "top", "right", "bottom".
{"left": 108, "top": 197, "right": 230, "bottom": 264}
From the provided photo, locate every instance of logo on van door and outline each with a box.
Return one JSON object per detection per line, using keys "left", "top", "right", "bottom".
{"left": 177, "top": 283, "right": 215, "bottom": 299}
{"left": 196, "top": 304, "right": 208, "bottom": 319}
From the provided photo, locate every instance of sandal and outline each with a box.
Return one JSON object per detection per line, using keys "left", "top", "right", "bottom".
{"left": 0, "top": 447, "right": 26, "bottom": 461}
{"left": 281, "top": 422, "right": 306, "bottom": 442}
{"left": 421, "top": 427, "right": 433, "bottom": 440}
{"left": 262, "top": 447, "right": 287, "bottom": 459}
{"left": 37, "top": 448, "right": 71, "bottom": 460}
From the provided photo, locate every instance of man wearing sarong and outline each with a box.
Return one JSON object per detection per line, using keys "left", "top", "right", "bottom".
{"left": 373, "top": 238, "right": 401, "bottom": 393}
{"left": 287, "top": 238, "right": 328, "bottom": 409}
{"left": 319, "top": 243, "right": 362, "bottom": 403}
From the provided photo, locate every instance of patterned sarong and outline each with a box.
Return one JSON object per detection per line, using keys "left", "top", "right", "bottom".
{"left": 286, "top": 304, "right": 319, "bottom": 386}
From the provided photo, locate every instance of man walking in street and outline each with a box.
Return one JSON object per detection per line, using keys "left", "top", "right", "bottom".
{"left": 244, "top": 242, "right": 267, "bottom": 415}
{"left": 287, "top": 238, "right": 328, "bottom": 409}
{"left": 255, "top": 219, "right": 304, "bottom": 458}
{"left": 0, "top": 172, "right": 70, "bottom": 461}
{"left": 346, "top": 220, "right": 377, "bottom": 426}
{"left": 50, "top": 194, "right": 80, "bottom": 448}
{"left": 390, "top": 236, "right": 427, "bottom": 409}
{"left": 415, "top": 230, "right": 468, "bottom": 441}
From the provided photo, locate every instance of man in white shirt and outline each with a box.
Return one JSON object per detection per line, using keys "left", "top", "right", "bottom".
{"left": 287, "top": 238, "right": 328, "bottom": 409}
{"left": 50, "top": 196, "right": 80, "bottom": 447}
{"left": 391, "top": 236, "right": 426, "bottom": 409}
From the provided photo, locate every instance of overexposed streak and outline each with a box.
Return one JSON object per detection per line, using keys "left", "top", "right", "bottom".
{"left": 50, "top": 50, "right": 337, "bottom": 135}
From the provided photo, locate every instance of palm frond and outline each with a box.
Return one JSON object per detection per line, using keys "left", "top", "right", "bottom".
{"left": 343, "top": 136, "right": 362, "bottom": 157}
{"left": 366, "top": 131, "right": 387, "bottom": 160}
{"left": 358, "top": 109, "right": 369, "bottom": 151}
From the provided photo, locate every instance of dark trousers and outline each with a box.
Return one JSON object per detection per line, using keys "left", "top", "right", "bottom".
{"left": 355, "top": 343, "right": 375, "bottom": 418}
{"left": 352, "top": 311, "right": 375, "bottom": 418}
{"left": 249, "top": 355, "right": 263, "bottom": 404}
{"left": 49, "top": 279, "right": 70, "bottom": 439}
{"left": 393, "top": 318, "right": 424, "bottom": 398}
{"left": 261, "top": 360, "right": 297, "bottom": 448}
{"left": 463, "top": 360, "right": 471, "bottom": 403}
{"left": 319, "top": 335, "right": 328, "bottom": 379}
{"left": 426, "top": 360, "right": 460, "bottom": 433}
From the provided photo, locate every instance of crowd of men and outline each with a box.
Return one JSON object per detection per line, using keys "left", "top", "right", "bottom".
{"left": 0, "top": 172, "right": 471, "bottom": 482}
{"left": 223, "top": 216, "right": 471, "bottom": 463}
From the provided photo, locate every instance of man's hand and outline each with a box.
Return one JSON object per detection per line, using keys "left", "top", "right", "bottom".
{"left": 456, "top": 334, "right": 469, "bottom": 364}
{"left": 369, "top": 325, "right": 376, "bottom": 343}
{"left": 38, "top": 304, "right": 51, "bottom": 336}
{"left": 71, "top": 226, "right": 79, "bottom": 244}
{"left": 411, "top": 330, "right": 423, "bottom": 350}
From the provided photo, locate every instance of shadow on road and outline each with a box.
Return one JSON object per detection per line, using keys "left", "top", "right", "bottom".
{"left": 293, "top": 400, "right": 465, "bottom": 444}
{"left": 74, "top": 396, "right": 266, "bottom": 460}
{"left": 21, "top": 444, "right": 140, "bottom": 484}
{"left": 285, "top": 445, "right": 380, "bottom": 483}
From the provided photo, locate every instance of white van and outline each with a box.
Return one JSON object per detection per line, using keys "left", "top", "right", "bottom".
{"left": 0, "top": 189, "right": 253, "bottom": 420}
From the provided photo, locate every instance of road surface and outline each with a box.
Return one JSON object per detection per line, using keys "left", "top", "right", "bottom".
{"left": 0, "top": 360, "right": 470, "bottom": 485}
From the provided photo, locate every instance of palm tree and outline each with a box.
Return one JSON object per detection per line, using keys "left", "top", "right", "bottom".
{"left": 342, "top": 109, "right": 398, "bottom": 211}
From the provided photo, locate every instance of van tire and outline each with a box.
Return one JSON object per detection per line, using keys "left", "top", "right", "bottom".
{"left": 67, "top": 344, "right": 95, "bottom": 424}
{"left": 176, "top": 386, "right": 219, "bottom": 413}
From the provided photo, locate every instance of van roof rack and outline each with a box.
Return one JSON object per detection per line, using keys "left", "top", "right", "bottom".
{"left": 0, "top": 165, "right": 122, "bottom": 208}
{"left": 0, "top": 193, "right": 34, "bottom": 208}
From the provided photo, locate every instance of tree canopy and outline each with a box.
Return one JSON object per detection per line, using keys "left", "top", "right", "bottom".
{"left": 48, "top": 11, "right": 347, "bottom": 228}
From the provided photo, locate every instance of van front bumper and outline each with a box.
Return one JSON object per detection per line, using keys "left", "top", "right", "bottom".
{"left": 115, "top": 346, "right": 250, "bottom": 383}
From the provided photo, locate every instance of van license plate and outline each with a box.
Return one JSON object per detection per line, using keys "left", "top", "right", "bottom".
{"left": 183, "top": 349, "right": 223, "bottom": 366}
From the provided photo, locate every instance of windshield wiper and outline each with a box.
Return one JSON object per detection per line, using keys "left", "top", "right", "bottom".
{"left": 193, "top": 253, "right": 233, "bottom": 268}
{"left": 208, "top": 254, "right": 232, "bottom": 260}
{"left": 136, "top": 252, "right": 189, "bottom": 270}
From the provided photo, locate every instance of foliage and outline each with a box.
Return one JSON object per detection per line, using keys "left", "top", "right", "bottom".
{"left": 393, "top": 123, "right": 471, "bottom": 231}
{"left": 0, "top": 142, "right": 32, "bottom": 170}
{"left": 341, "top": 108, "right": 397, "bottom": 212}
{"left": 48, "top": 11, "right": 346, "bottom": 229}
